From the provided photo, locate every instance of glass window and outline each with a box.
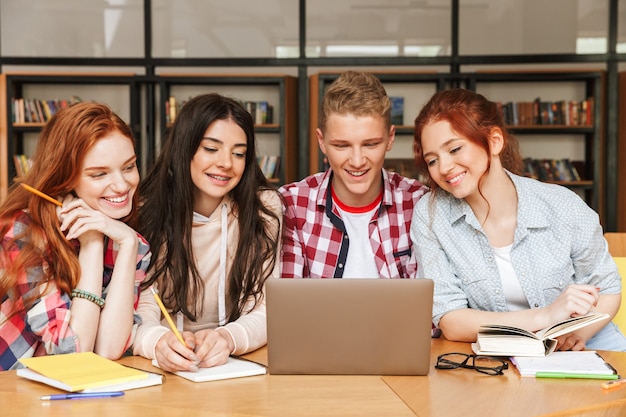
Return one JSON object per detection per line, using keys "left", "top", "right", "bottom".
{"left": 0, "top": 0, "right": 144, "bottom": 57}
{"left": 618, "top": 0, "right": 626, "bottom": 53}
{"left": 460, "top": 0, "right": 609, "bottom": 55}
{"left": 151, "top": 0, "right": 298, "bottom": 58}
{"left": 306, "top": 0, "right": 451, "bottom": 58}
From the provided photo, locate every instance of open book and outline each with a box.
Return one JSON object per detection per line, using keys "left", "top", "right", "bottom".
{"left": 471, "top": 312, "right": 610, "bottom": 356}
{"left": 151, "top": 356, "right": 266, "bottom": 382}
{"left": 17, "top": 352, "right": 163, "bottom": 392}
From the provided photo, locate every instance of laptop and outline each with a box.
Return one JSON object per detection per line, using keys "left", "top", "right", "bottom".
{"left": 265, "top": 278, "right": 434, "bottom": 375}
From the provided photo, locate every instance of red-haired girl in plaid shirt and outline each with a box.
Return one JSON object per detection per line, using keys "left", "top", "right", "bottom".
{"left": 280, "top": 71, "right": 427, "bottom": 278}
{"left": 0, "top": 102, "right": 151, "bottom": 370}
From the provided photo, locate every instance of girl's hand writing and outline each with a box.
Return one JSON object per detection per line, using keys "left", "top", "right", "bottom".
{"left": 192, "top": 329, "right": 233, "bottom": 368}
{"left": 154, "top": 331, "right": 199, "bottom": 372}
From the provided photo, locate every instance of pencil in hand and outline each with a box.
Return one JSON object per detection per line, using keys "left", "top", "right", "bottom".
{"left": 20, "top": 183, "right": 63, "bottom": 207}
{"left": 150, "top": 286, "right": 190, "bottom": 349}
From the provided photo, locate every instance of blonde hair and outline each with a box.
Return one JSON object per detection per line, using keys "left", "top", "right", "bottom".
{"left": 319, "top": 71, "right": 391, "bottom": 132}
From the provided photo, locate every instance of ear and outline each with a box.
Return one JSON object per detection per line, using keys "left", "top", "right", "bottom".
{"left": 488, "top": 128, "right": 504, "bottom": 156}
{"left": 316, "top": 128, "right": 327, "bottom": 155}
{"left": 386, "top": 125, "right": 396, "bottom": 151}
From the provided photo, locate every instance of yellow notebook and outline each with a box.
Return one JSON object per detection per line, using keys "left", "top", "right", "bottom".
{"left": 18, "top": 352, "right": 162, "bottom": 392}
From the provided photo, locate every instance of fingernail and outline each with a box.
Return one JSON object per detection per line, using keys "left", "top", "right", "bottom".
{"left": 190, "top": 354, "right": 198, "bottom": 362}
{"left": 189, "top": 365, "right": 199, "bottom": 372}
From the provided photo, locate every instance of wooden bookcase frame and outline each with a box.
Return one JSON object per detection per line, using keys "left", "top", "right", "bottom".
{"left": 465, "top": 70, "right": 605, "bottom": 220}
{"left": 0, "top": 72, "right": 141, "bottom": 199}
{"left": 157, "top": 74, "right": 298, "bottom": 186}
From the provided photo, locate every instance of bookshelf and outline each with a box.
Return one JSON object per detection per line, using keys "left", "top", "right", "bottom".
{"left": 308, "top": 72, "right": 449, "bottom": 177}
{"left": 0, "top": 72, "right": 141, "bottom": 199}
{"left": 157, "top": 74, "right": 298, "bottom": 186}
{"left": 466, "top": 70, "right": 605, "bottom": 221}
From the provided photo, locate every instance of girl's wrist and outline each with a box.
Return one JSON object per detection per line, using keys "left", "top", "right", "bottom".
{"left": 215, "top": 327, "right": 236, "bottom": 354}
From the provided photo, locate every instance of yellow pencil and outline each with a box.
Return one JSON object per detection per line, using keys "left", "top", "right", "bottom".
{"left": 150, "top": 286, "right": 190, "bottom": 348}
{"left": 20, "top": 183, "right": 63, "bottom": 207}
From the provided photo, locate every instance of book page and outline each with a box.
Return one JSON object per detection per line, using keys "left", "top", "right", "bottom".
{"left": 478, "top": 324, "right": 539, "bottom": 340}
{"left": 539, "top": 312, "right": 610, "bottom": 340}
{"left": 151, "top": 356, "right": 266, "bottom": 382}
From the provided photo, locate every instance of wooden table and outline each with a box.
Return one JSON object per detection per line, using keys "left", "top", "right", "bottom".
{"left": 2, "top": 338, "right": 626, "bottom": 416}
{"left": 383, "top": 338, "right": 626, "bottom": 417}
{"left": 1, "top": 350, "right": 414, "bottom": 417}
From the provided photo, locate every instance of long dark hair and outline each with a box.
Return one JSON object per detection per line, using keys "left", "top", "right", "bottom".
{"left": 414, "top": 88, "right": 524, "bottom": 192}
{"left": 137, "top": 93, "right": 280, "bottom": 322}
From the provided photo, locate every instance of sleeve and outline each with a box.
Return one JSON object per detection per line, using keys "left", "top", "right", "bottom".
{"left": 127, "top": 234, "right": 154, "bottom": 352}
{"left": 279, "top": 187, "right": 306, "bottom": 278}
{"left": 26, "top": 285, "right": 79, "bottom": 355}
{"left": 219, "top": 190, "right": 282, "bottom": 355}
{"left": 410, "top": 199, "right": 469, "bottom": 327}
{"left": 3, "top": 216, "right": 79, "bottom": 356}
{"left": 221, "top": 293, "right": 268, "bottom": 355}
{"left": 568, "top": 195, "right": 621, "bottom": 294}
{"left": 131, "top": 285, "right": 170, "bottom": 360}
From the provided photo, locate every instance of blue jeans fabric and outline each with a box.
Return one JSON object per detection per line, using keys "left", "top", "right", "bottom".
{"left": 585, "top": 321, "right": 626, "bottom": 351}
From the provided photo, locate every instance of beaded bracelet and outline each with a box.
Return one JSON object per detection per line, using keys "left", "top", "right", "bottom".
{"left": 71, "top": 289, "right": 105, "bottom": 309}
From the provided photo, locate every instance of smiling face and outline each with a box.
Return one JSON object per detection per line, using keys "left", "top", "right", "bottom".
{"left": 317, "top": 113, "right": 395, "bottom": 207}
{"left": 420, "top": 119, "right": 491, "bottom": 202}
{"left": 190, "top": 119, "right": 247, "bottom": 217}
{"left": 73, "top": 131, "right": 139, "bottom": 219}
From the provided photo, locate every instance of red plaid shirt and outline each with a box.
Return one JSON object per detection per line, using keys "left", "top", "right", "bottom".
{"left": 0, "top": 211, "right": 151, "bottom": 370}
{"left": 279, "top": 169, "right": 427, "bottom": 278}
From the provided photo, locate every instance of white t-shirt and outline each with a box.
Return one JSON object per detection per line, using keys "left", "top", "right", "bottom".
{"left": 336, "top": 205, "right": 379, "bottom": 278}
{"left": 492, "top": 244, "right": 530, "bottom": 311}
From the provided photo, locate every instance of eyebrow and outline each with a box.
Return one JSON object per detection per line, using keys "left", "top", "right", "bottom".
{"left": 327, "top": 137, "right": 384, "bottom": 144}
{"left": 83, "top": 155, "right": 137, "bottom": 171}
{"left": 202, "top": 136, "right": 247, "bottom": 148}
{"left": 422, "top": 138, "right": 463, "bottom": 159}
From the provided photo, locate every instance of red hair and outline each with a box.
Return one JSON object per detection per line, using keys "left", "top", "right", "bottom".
{"left": 0, "top": 102, "right": 137, "bottom": 318}
{"left": 413, "top": 88, "right": 523, "bottom": 191}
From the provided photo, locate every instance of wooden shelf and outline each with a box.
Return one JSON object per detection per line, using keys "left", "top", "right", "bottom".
{"left": 0, "top": 72, "right": 140, "bottom": 200}
{"left": 159, "top": 74, "right": 298, "bottom": 185}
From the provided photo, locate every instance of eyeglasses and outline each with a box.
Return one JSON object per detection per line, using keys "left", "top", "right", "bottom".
{"left": 436, "top": 352, "right": 508, "bottom": 376}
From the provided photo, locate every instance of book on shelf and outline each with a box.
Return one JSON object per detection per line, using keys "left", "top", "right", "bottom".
{"left": 13, "top": 154, "right": 32, "bottom": 178}
{"left": 17, "top": 352, "right": 163, "bottom": 392}
{"left": 390, "top": 96, "right": 404, "bottom": 125}
{"left": 168, "top": 96, "right": 177, "bottom": 124}
{"left": 498, "top": 97, "right": 594, "bottom": 127}
{"left": 256, "top": 101, "right": 269, "bottom": 124}
{"left": 257, "top": 155, "right": 281, "bottom": 179}
{"left": 11, "top": 98, "right": 78, "bottom": 123}
{"left": 522, "top": 158, "right": 582, "bottom": 183}
{"left": 511, "top": 351, "right": 618, "bottom": 379}
{"left": 151, "top": 357, "right": 266, "bottom": 382}
{"left": 471, "top": 312, "right": 610, "bottom": 357}
{"left": 245, "top": 100, "right": 274, "bottom": 124}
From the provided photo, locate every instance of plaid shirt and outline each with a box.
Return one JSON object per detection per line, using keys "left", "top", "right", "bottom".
{"left": 279, "top": 169, "right": 427, "bottom": 278}
{"left": 0, "top": 211, "right": 151, "bottom": 370}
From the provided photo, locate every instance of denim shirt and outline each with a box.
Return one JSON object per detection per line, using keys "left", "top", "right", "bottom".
{"left": 410, "top": 171, "right": 620, "bottom": 327}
